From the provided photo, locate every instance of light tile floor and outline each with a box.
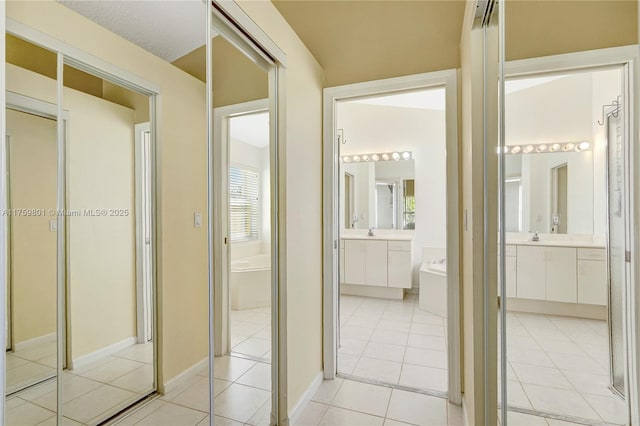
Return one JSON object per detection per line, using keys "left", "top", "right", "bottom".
{"left": 338, "top": 294, "right": 448, "bottom": 393}
{"left": 7, "top": 339, "right": 57, "bottom": 394}
{"left": 502, "top": 311, "right": 627, "bottom": 425}
{"left": 297, "top": 377, "right": 464, "bottom": 426}
{"left": 230, "top": 307, "right": 272, "bottom": 362}
{"left": 6, "top": 342, "right": 153, "bottom": 426}
{"left": 113, "top": 354, "right": 271, "bottom": 426}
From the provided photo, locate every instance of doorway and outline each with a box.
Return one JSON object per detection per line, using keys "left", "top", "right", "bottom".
{"left": 323, "top": 70, "right": 461, "bottom": 403}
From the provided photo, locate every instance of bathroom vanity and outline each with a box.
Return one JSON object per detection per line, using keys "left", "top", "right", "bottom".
{"left": 340, "top": 234, "right": 413, "bottom": 300}
{"left": 504, "top": 238, "right": 607, "bottom": 319}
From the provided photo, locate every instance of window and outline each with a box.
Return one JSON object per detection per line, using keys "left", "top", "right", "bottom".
{"left": 230, "top": 165, "right": 260, "bottom": 242}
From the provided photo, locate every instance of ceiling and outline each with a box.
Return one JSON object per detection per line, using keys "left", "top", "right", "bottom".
{"left": 58, "top": 0, "right": 206, "bottom": 63}
{"left": 350, "top": 87, "right": 446, "bottom": 111}
{"left": 272, "top": 0, "right": 466, "bottom": 87}
{"left": 230, "top": 112, "right": 270, "bottom": 148}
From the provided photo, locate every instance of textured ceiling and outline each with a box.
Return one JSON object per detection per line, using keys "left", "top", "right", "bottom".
{"left": 272, "top": 0, "right": 466, "bottom": 87}
{"left": 58, "top": 0, "right": 207, "bottom": 62}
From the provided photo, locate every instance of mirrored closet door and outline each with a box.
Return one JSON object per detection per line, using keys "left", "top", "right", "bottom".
{"left": 59, "top": 60, "right": 155, "bottom": 425}
{"left": 4, "top": 3, "right": 161, "bottom": 424}
{"left": 4, "top": 34, "right": 60, "bottom": 424}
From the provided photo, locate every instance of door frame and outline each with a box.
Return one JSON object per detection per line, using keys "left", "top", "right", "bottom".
{"left": 499, "top": 44, "right": 640, "bottom": 425}
{"left": 322, "top": 69, "right": 462, "bottom": 404}
{"left": 5, "top": 93, "right": 69, "bottom": 362}
{"left": 135, "top": 122, "right": 153, "bottom": 344}
{"left": 213, "top": 98, "right": 269, "bottom": 357}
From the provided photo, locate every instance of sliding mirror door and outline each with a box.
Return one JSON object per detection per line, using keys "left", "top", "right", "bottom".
{"left": 4, "top": 34, "right": 60, "bottom": 425}
{"left": 59, "top": 61, "right": 154, "bottom": 425}
{"left": 210, "top": 18, "right": 274, "bottom": 425}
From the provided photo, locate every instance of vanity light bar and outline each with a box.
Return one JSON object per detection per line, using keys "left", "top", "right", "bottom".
{"left": 342, "top": 151, "right": 413, "bottom": 163}
{"left": 505, "top": 141, "right": 590, "bottom": 155}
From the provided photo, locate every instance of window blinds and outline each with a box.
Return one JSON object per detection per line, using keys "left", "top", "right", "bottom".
{"left": 229, "top": 166, "right": 260, "bottom": 242}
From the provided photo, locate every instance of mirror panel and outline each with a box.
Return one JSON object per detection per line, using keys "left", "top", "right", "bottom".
{"left": 59, "top": 60, "right": 153, "bottom": 425}
{"left": 504, "top": 150, "right": 594, "bottom": 234}
{"left": 212, "top": 29, "right": 274, "bottom": 424}
{"left": 341, "top": 159, "right": 415, "bottom": 230}
{"left": 5, "top": 34, "right": 59, "bottom": 422}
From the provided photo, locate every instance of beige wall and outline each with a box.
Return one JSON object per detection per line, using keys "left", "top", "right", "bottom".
{"left": 506, "top": 0, "right": 637, "bottom": 61}
{"left": 6, "top": 0, "right": 209, "bottom": 385}
{"left": 64, "top": 82, "right": 137, "bottom": 360}
{"left": 236, "top": 0, "right": 325, "bottom": 418}
{"left": 6, "top": 108, "right": 56, "bottom": 346}
{"left": 7, "top": 64, "right": 138, "bottom": 360}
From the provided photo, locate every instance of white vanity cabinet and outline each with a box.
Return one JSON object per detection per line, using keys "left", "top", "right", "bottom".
{"left": 342, "top": 237, "right": 412, "bottom": 290}
{"left": 516, "top": 246, "right": 578, "bottom": 302}
{"left": 545, "top": 247, "right": 577, "bottom": 303}
{"left": 505, "top": 245, "right": 517, "bottom": 298}
{"left": 511, "top": 243, "right": 606, "bottom": 307}
{"left": 516, "top": 246, "right": 546, "bottom": 300}
{"left": 577, "top": 248, "right": 607, "bottom": 305}
{"left": 388, "top": 241, "right": 412, "bottom": 288}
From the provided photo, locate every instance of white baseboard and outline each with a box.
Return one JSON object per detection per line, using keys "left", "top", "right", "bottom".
{"left": 70, "top": 336, "right": 136, "bottom": 370}
{"left": 14, "top": 332, "right": 56, "bottom": 351}
{"left": 163, "top": 357, "right": 209, "bottom": 395}
{"left": 289, "top": 371, "right": 323, "bottom": 425}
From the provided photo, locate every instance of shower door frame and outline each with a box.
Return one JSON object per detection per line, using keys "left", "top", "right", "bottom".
{"left": 498, "top": 45, "right": 640, "bottom": 425}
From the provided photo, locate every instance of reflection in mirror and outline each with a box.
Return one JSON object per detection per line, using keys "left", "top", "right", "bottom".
{"left": 212, "top": 34, "right": 273, "bottom": 424}
{"left": 501, "top": 64, "right": 625, "bottom": 424}
{"left": 504, "top": 149, "right": 594, "bottom": 234}
{"left": 341, "top": 160, "right": 415, "bottom": 230}
{"left": 5, "top": 34, "right": 59, "bottom": 419}
{"left": 60, "top": 61, "right": 153, "bottom": 425}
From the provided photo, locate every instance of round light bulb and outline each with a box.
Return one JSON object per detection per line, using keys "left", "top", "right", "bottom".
{"left": 549, "top": 143, "right": 561, "bottom": 152}
{"left": 402, "top": 152, "right": 411, "bottom": 160}
{"left": 343, "top": 156, "right": 351, "bottom": 163}
{"left": 381, "top": 153, "right": 390, "bottom": 161}
{"left": 362, "top": 154, "right": 369, "bottom": 161}
{"left": 563, "top": 143, "right": 575, "bottom": 152}
{"left": 524, "top": 145, "right": 534, "bottom": 154}
{"left": 537, "top": 144, "right": 547, "bottom": 152}
{"left": 353, "top": 155, "right": 361, "bottom": 162}
{"left": 511, "top": 146, "right": 521, "bottom": 154}
{"left": 577, "top": 141, "right": 590, "bottom": 151}
{"left": 371, "top": 154, "right": 379, "bottom": 161}
{"left": 392, "top": 152, "right": 401, "bottom": 161}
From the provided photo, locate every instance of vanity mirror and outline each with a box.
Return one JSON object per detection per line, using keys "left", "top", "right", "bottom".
{"left": 504, "top": 147, "right": 600, "bottom": 235}
{"left": 341, "top": 158, "right": 415, "bottom": 230}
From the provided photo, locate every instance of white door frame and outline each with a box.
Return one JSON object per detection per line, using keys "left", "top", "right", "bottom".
{"left": 135, "top": 122, "right": 153, "bottom": 344}
{"left": 500, "top": 44, "right": 640, "bottom": 425}
{"left": 213, "top": 98, "right": 269, "bottom": 357}
{"left": 322, "top": 69, "right": 462, "bottom": 404}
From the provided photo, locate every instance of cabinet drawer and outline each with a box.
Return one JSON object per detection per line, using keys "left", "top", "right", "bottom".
{"left": 505, "top": 245, "right": 517, "bottom": 257}
{"left": 388, "top": 241, "right": 411, "bottom": 251}
{"left": 577, "top": 248, "right": 606, "bottom": 261}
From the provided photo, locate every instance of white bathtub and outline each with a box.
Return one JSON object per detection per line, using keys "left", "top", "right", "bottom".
{"left": 231, "top": 254, "right": 271, "bottom": 310}
{"left": 419, "top": 259, "right": 447, "bottom": 317}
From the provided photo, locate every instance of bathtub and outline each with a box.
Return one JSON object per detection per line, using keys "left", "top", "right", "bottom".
{"left": 419, "top": 259, "right": 447, "bottom": 317}
{"left": 231, "top": 254, "right": 271, "bottom": 310}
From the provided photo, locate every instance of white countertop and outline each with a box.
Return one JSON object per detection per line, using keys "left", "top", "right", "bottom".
{"left": 341, "top": 234, "right": 414, "bottom": 241}
{"left": 506, "top": 240, "right": 606, "bottom": 249}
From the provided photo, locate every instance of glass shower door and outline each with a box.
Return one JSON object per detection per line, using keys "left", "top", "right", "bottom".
{"left": 606, "top": 104, "right": 627, "bottom": 398}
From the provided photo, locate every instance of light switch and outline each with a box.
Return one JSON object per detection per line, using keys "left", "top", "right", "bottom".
{"left": 49, "top": 220, "right": 57, "bottom": 232}
{"left": 194, "top": 212, "right": 202, "bottom": 228}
